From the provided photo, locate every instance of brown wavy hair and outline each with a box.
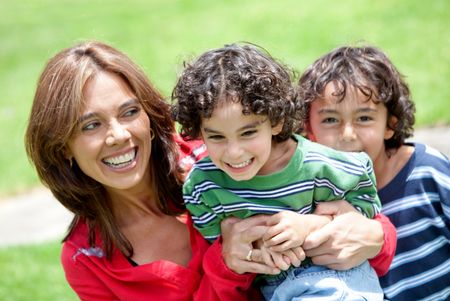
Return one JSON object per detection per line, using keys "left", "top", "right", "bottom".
{"left": 172, "top": 43, "right": 300, "bottom": 142}
{"left": 25, "top": 41, "right": 184, "bottom": 259}
{"left": 298, "top": 45, "right": 415, "bottom": 150}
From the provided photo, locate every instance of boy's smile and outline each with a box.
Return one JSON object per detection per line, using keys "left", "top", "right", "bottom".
{"left": 201, "top": 101, "right": 283, "bottom": 181}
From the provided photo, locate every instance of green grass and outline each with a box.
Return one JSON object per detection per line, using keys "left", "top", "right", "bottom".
{"left": 0, "top": 241, "right": 78, "bottom": 300}
{"left": 0, "top": 1, "right": 449, "bottom": 297}
{"left": 0, "top": 0, "right": 449, "bottom": 196}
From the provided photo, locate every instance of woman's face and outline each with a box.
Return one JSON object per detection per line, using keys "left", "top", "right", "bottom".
{"left": 67, "top": 72, "right": 153, "bottom": 194}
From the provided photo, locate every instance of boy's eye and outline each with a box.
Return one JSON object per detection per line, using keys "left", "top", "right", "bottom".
{"left": 207, "top": 135, "right": 224, "bottom": 141}
{"left": 241, "top": 130, "right": 257, "bottom": 137}
{"left": 358, "top": 116, "right": 373, "bottom": 122}
{"left": 322, "top": 117, "right": 338, "bottom": 124}
{"left": 82, "top": 121, "right": 101, "bottom": 131}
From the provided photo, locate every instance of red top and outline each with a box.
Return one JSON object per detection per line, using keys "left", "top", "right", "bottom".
{"left": 62, "top": 215, "right": 258, "bottom": 301}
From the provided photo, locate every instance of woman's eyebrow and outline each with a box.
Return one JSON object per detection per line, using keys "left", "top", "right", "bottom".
{"left": 78, "top": 98, "right": 139, "bottom": 123}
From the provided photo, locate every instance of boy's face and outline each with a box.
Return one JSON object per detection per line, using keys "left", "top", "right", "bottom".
{"left": 308, "top": 82, "right": 394, "bottom": 165}
{"left": 200, "top": 101, "right": 282, "bottom": 181}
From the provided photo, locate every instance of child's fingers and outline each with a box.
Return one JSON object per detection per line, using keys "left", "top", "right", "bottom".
{"left": 261, "top": 247, "right": 276, "bottom": 268}
{"left": 268, "top": 240, "right": 294, "bottom": 252}
{"left": 292, "top": 246, "right": 306, "bottom": 262}
{"left": 271, "top": 251, "right": 290, "bottom": 271}
{"left": 281, "top": 249, "right": 301, "bottom": 267}
{"left": 265, "top": 212, "right": 283, "bottom": 226}
{"left": 263, "top": 231, "right": 287, "bottom": 247}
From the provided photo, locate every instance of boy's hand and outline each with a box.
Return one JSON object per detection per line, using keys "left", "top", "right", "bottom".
{"left": 263, "top": 211, "right": 307, "bottom": 251}
{"left": 260, "top": 245, "right": 304, "bottom": 270}
{"left": 263, "top": 211, "right": 331, "bottom": 252}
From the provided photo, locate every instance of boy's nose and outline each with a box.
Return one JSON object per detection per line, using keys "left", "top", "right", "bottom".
{"left": 341, "top": 123, "right": 357, "bottom": 141}
{"left": 225, "top": 140, "right": 244, "bottom": 158}
{"left": 105, "top": 120, "right": 131, "bottom": 146}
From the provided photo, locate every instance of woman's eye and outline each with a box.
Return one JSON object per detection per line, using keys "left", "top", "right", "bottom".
{"left": 123, "top": 107, "right": 140, "bottom": 117}
{"left": 82, "top": 121, "right": 100, "bottom": 131}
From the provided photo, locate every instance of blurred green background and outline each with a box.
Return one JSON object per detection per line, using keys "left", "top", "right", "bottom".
{"left": 0, "top": 0, "right": 448, "bottom": 299}
{"left": 1, "top": 0, "right": 449, "bottom": 197}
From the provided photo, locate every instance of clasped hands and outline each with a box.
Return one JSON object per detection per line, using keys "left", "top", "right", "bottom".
{"left": 221, "top": 211, "right": 331, "bottom": 275}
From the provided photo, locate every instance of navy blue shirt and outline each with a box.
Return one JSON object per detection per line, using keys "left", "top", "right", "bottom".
{"left": 378, "top": 143, "right": 450, "bottom": 301}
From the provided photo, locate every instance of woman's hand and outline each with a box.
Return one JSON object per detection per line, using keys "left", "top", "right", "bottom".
{"left": 303, "top": 200, "right": 384, "bottom": 270}
{"left": 220, "top": 215, "right": 280, "bottom": 275}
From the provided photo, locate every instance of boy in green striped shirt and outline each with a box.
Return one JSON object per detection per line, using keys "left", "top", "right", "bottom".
{"left": 172, "top": 43, "right": 383, "bottom": 300}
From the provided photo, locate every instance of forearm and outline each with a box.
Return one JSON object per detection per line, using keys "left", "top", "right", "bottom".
{"left": 303, "top": 200, "right": 390, "bottom": 271}
{"left": 198, "top": 238, "right": 257, "bottom": 300}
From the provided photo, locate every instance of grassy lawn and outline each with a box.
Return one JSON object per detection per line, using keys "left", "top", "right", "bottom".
{"left": 0, "top": 0, "right": 448, "bottom": 298}
{"left": 0, "top": 241, "right": 78, "bottom": 301}
{"left": 0, "top": 0, "right": 449, "bottom": 197}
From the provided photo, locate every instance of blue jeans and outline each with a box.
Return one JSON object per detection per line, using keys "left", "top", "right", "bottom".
{"left": 260, "top": 261, "right": 383, "bottom": 301}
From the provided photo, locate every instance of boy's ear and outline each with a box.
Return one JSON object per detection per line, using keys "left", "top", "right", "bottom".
{"left": 272, "top": 120, "right": 284, "bottom": 135}
{"left": 304, "top": 121, "right": 316, "bottom": 141}
{"left": 384, "top": 115, "right": 397, "bottom": 140}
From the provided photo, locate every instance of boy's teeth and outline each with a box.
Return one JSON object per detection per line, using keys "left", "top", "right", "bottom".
{"left": 229, "top": 159, "right": 252, "bottom": 168}
{"left": 104, "top": 150, "right": 136, "bottom": 166}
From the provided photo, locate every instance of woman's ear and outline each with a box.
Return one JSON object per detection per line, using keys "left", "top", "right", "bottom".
{"left": 385, "top": 115, "right": 397, "bottom": 140}
{"left": 63, "top": 146, "right": 73, "bottom": 160}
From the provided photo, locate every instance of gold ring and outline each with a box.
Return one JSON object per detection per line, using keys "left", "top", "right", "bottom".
{"left": 245, "top": 249, "right": 253, "bottom": 261}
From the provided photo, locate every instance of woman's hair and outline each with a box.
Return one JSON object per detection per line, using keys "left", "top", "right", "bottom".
{"left": 25, "top": 41, "right": 184, "bottom": 259}
{"left": 172, "top": 43, "right": 300, "bottom": 142}
{"left": 298, "top": 45, "right": 415, "bottom": 150}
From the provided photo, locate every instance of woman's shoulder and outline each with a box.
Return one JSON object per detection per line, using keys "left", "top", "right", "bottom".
{"left": 61, "top": 219, "right": 104, "bottom": 264}
{"left": 174, "top": 134, "right": 207, "bottom": 172}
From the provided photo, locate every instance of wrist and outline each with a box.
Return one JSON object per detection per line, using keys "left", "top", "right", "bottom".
{"left": 366, "top": 218, "right": 384, "bottom": 259}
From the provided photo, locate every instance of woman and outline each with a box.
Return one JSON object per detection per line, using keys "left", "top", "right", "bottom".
{"left": 24, "top": 41, "right": 275, "bottom": 300}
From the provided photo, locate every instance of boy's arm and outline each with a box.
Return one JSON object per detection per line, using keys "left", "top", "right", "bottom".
{"left": 341, "top": 153, "right": 381, "bottom": 218}
{"left": 183, "top": 173, "right": 222, "bottom": 242}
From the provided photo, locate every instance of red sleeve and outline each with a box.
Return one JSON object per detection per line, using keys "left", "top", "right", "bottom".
{"left": 174, "top": 134, "right": 207, "bottom": 172}
{"left": 61, "top": 243, "right": 117, "bottom": 301}
{"left": 368, "top": 213, "right": 397, "bottom": 276}
{"left": 195, "top": 237, "right": 260, "bottom": 300}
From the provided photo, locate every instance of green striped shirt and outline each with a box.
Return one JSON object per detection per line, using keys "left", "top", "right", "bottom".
{"left": 184, "top": 134, "right": 381, "bottom": 241}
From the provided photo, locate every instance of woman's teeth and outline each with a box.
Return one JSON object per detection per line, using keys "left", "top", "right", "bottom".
{"left": 103, "top": 149, "right": 136, "bottom": 168}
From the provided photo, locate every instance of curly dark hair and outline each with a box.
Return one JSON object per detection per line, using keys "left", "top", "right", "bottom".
{"left": 172, "top": 43, "right": 300, "bottom": 142}
{"left": 298, "top": 45, "right": 415, "bottom": 150}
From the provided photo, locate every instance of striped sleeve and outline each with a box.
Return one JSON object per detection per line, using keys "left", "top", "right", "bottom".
{"left": 183, "top": 165, "right": 222, "bottom": 242}
{"left": 306, "top": 150, "right": 381, "bottom": 218}
{"left": 343, "top": 153, "right": 381, "bottom": 218}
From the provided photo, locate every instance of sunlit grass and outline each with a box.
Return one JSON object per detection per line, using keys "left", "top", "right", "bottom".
{"left": 1, "top": 0, "right": 449, "bottom": 195}
{"left": 0, "top": 241, "right": 78, "bottom": 300}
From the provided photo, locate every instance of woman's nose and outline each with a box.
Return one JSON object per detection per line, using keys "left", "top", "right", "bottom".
{"left": 105, "top": 120, "right": 131, "bottom": 146}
